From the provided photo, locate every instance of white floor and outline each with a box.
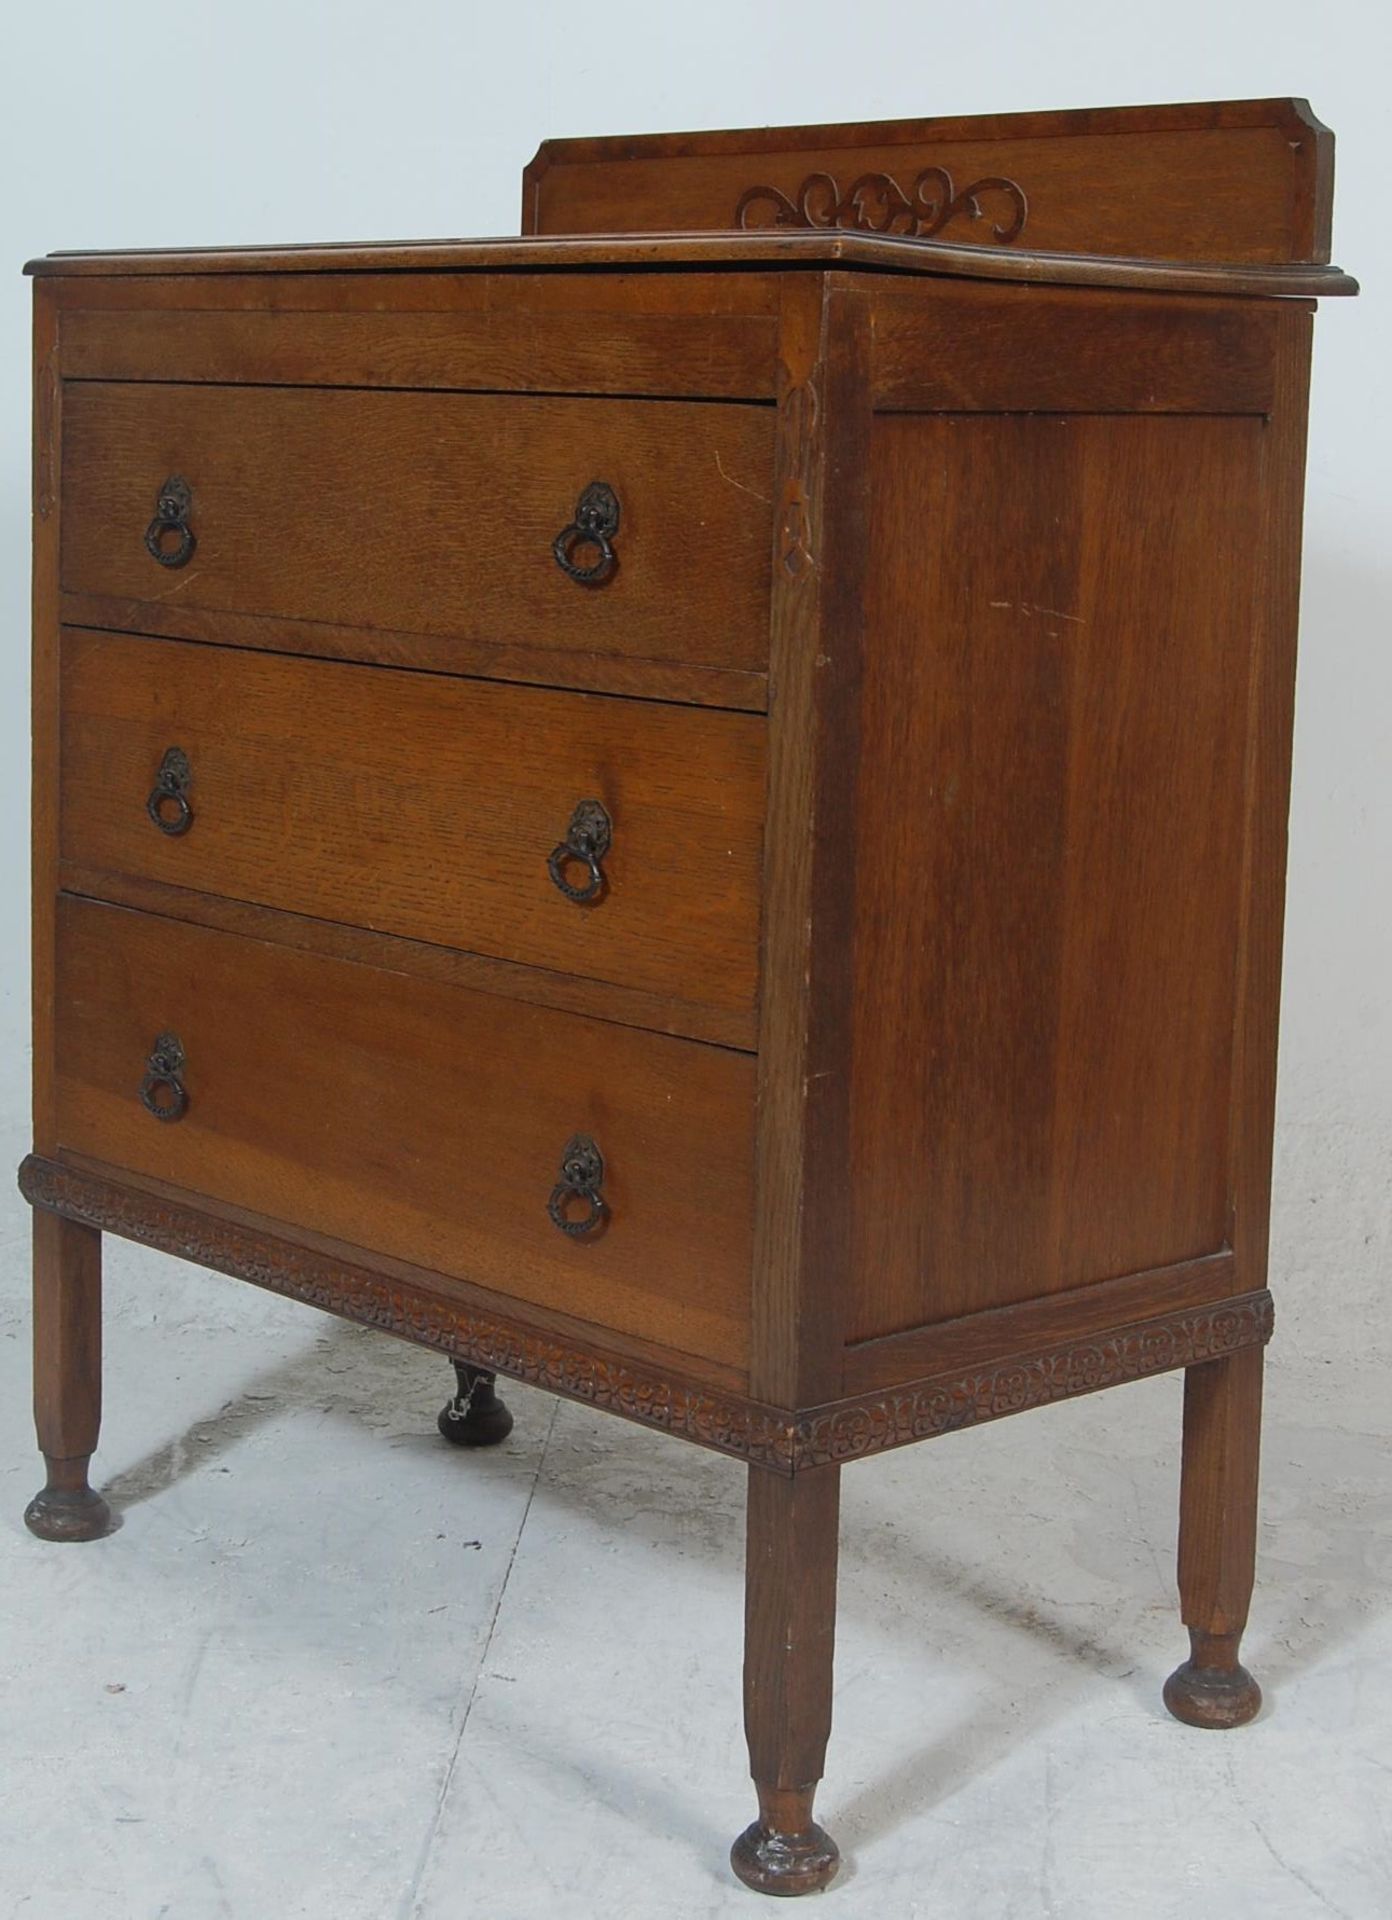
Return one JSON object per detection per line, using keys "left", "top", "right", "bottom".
{"left": 2, "top": 1149, "right": 1389, "bottom": 1919}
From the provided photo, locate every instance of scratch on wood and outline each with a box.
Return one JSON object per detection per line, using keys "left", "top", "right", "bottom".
{"left": 988, "top": 599, "right": 1085, "bottom": 625}
{"left": 155, "top": 570, "right": 202, "bottom": 599}
{"left": 714, "top": 447, "right": 771, "bottom": 506}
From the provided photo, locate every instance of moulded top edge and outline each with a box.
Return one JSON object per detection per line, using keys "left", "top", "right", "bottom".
{"left": 24, "top": 230, "right": 1358, "bottom": 299}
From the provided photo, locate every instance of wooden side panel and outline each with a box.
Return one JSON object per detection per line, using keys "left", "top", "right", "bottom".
{"left": 525, "top": 99, "right": 1332, "bottom": 265}
{"left": 871, "top": 282, "right": 1279, "bottom": 414}
{"left": 53, "top": 899, "right": 756, "bottom": 1373}
{"left": 61, "top": 383, "right": 774, "bottom": 673}
{"left": 848, "top": 409, "right": 1266, "bottom": 1341}
{"left": 843, "top": 1251, "right": 1238, "bottom": 1392}
{"left": 59, "top": 629, "right": 766, "bottom": 1020}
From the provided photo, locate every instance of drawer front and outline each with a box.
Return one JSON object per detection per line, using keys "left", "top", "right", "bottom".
{"left": 60, "top": 631, "right": 765, "bottom": 1019}
{"left": 60, "top": 382, "right": 774, "bottom": 672}
{"left": 54, "top": 899, "right": 755, "bottom": 1372}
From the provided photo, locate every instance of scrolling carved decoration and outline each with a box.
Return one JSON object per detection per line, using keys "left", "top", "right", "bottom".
{"left": 735, "top": 167, "right": 1029, "bottom": 244}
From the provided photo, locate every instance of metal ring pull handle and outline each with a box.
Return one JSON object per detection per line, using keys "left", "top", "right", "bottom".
{"left": 552, "top": 481, "right": 620, "bottom": 585}
{"left": 547, "top": 800, "right": 611, "bottom": 904}
{"left": 548, "top": 1134, "right": 607, "bottom": 1239}
{"left": 139, "top": 1032, "right": 188, "bottom": 1123}
{"left": 144, "top": 475, "right": 196, "bottom": 569}
{"left": 146, "top": 746, "right": 194, "bottom": 837}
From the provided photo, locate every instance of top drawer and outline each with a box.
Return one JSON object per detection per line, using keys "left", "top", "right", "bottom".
{"left": 60, "top": 383, "right": 774, "bottom": 674}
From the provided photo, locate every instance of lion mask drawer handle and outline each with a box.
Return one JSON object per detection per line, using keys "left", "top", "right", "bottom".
{"left": 144, "top": 475, "right": 196, "bottom": 570}
{"left": 548, "top": 1134, "right": 607, "bottom": 1238}
{"left": 146, "top": 746, "right": 194, "bottom": 837}
{"left": 139, "top": 1032, "right": 188, "bottom": 1123}
{"left": 547, "top": 799, "right": 611, "bottom": 904}
{"left": 552, "top": 481, "right": 620, "bottom": 585}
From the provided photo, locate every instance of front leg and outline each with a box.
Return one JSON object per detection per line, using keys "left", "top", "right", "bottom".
{"left": 25, "top": 1209, "right": 114, "bottom": 1541}
{"left": 1163, "top": 1345, "right": 1264, "bottom": 1728}
{"left": 730, "top": 1464, "right": 841, "bottom": 1896}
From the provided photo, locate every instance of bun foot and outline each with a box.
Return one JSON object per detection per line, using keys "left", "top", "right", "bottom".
{"left": 437, "top": 1364, "right": 514, "bottom": 1449}
{"left": 1164, "top": 1630, "right": 1262, "bottom": 1729}
{"left": 25, "top": 1480, "right": 115, "bottom": 1543}
{"left": 731, "top": 1788, "right": 840, "bottom": 1897}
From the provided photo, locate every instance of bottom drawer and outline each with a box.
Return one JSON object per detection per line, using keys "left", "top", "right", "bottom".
{"left": 52, "top": 897, "right": 755, "bottom": 1372}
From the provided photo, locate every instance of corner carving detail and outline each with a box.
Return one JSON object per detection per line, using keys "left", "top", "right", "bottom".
{"left": 736, "top": 167, "right": 1028, "bottom": 245}
{"left": 777, "top": 380, "right": 818, "bottom": 582}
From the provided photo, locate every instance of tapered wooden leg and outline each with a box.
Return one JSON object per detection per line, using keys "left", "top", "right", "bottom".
{"left": 437, "top": 1361, "right": 514, "bottom": 1448}
{"left": 731, "top": 1465, "right": 841, "bottom": 1897}
{"left": 25, "top": 1211, "right": 114, "bottom": 1542}
{"left": 1163, "top": 1346, "right": 1264, "bottom": 1729}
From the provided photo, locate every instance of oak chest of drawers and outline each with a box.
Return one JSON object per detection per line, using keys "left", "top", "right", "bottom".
{"left": 21, "top": 99, "right": 1355, "bottom": 1896}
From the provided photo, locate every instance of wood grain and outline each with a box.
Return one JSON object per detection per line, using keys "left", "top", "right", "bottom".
{"left": 59, "top": 629, "right": 766, "bottom": 1017}
{"left": 20, "top": 1154, "right": 1274, "bottom": 1472}
{"left": 27, "top": 233, "right": 1356, "bottom": 299}
{"left": 24, "top": 1207, "right": 113, "bottom": 1538}
{"left": 734, "top": 1465, "right": 842, "bottom": 1891}
{"left": 61, "top": 306, "right": 779, "bottom": 401}
{"left": 57, "top": 593, "right": 768, "bottom": 713}
{"left": 60, "top": 382, "right": 774, "bottom": 672}
{"left": 749, "top": 277, "right": 871, "bottom": 1408}
{"left": 56, "top": 1149, "right": 752, "bottom": 1392}
{"left": 803, "top": 1293, "right": 1272, "bottom": 1466}
{"left": 742, "top": 1464, "right": 840, "bottom": 1779}
{"left": 1226, "top": 311, "right": 1315, "bottom": 1294}
{"left": 849, "top": 411, "right": 1264, "bottom": 1339}
{"left": 871, "top": 281, "right": 1280, "bottom": 414}
{"left": 1176, "top": 1347, "right": 1264, "bottom": 1638}
{"left": 525, "top": 99, "right": 1335, "bottom": 265}
{"left": 18, "top": 98, "right": 1351, "bottom": 1889}
{"left": 31, "top": 1208, "right": 102, "bottom": 1466}
{"left": 44, "top": 268, "right": 783, "bottom": 315}
{"left": 842, "top": 1251, "right": 1237, "bottom": 1394}
{"left": 53, "top": 898, "right": 757, "bottom": 1371}
{"left": 25, "top": 1152, "right": 774, "bottom": 1451}
{"left": 57, "top": 867, "right": 758, "bottom": 1053}
{"left": 1164, "top": 1345, "right": 1266, "bottom": 1725}
{"left": 32, "top": 285, "right": 62, "bottom": 1153}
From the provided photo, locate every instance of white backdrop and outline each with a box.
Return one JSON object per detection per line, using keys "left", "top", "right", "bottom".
{"left": 0, "top": 0, "right": 1385, "bottom": 1345}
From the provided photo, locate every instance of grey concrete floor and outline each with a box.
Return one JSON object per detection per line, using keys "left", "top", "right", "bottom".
{"left": 2, "top": 1162, "right": 1389, "bottom": 1918}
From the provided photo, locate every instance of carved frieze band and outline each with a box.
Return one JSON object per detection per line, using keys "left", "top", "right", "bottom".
{"left": 19, "top": 1154, "right": 797, "bottom": 1471}
{"left": 795, "top": 1294, "right": 1275, "bottom": 1467}
{"left": 19, "top": 1156, "right": 1273, "bottom": 1476}
{"left": 736, "top": 167, "right": 1029, "bottom": 245}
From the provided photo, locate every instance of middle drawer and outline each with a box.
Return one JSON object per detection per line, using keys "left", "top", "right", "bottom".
{"left": 59, "top": 630, "right": 765, "bottom": 1020}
